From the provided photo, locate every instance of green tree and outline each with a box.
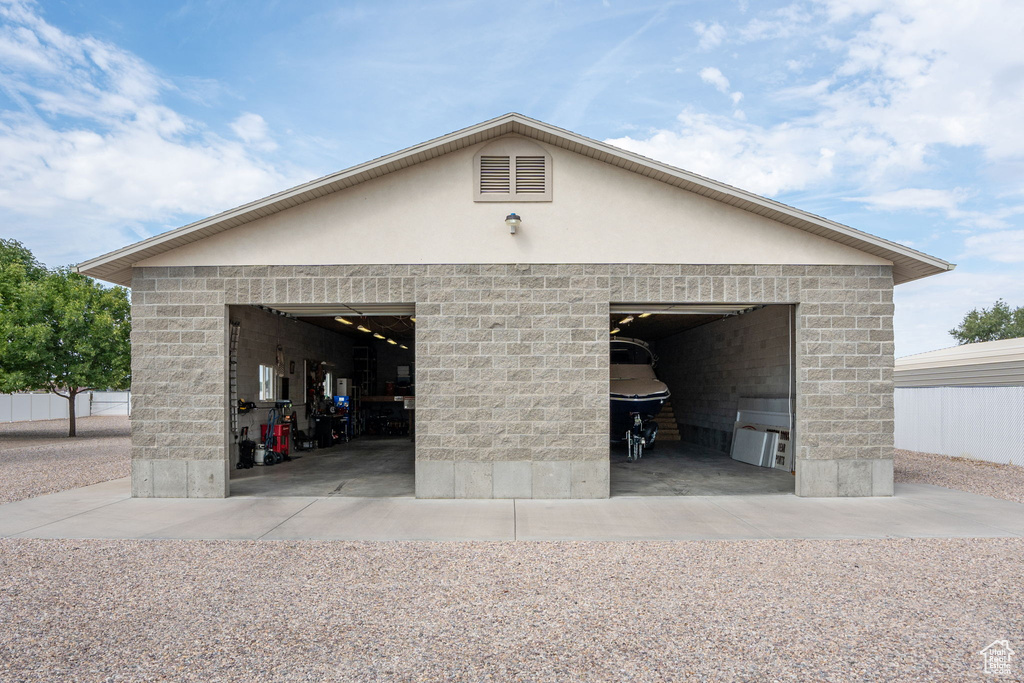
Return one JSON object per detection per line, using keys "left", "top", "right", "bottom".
{"left": 0, "top": 240, "right": 131, "bottom": 436}
{"left": 949, "top": 299, "right": 1024, "bottom": 345}
{"left": 0, "top": 238, "right": 46, "bottom": 308}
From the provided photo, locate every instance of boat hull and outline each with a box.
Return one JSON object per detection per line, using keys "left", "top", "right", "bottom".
{"left": 609, "top": 392, "right": 669, "bottom": 439}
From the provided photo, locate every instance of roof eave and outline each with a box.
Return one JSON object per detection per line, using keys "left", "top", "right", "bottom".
{"left": 76, "top": 112, "right": 955, "bottom": 287}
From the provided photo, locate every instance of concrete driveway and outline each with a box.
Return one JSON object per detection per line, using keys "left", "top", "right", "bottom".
{"left": 3, "top": 478, "right": 1024, "bottom": 541}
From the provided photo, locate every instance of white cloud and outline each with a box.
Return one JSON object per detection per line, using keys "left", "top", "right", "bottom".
{"left": 230, "top": 112, "right": 277, "bottom": 151}
{"left": 962, "top": 230, "right": 1024, "bottom": 264}
{"left": 607, "top": 109, "right": 837, "bottom": 196}
{"left": 850, "top": 188, "right": 970, "bottom": 213}
{"left": 737, "top": 2, "right": 814, "bottom": 41}
{"left": 0, "top": 0, "right": 302, "bottom": 266}
{"left": 608, "top": 1, "right": 1024, "bottom": 200}
{"left": 692, "top": 21, "right": 726, "bottom": 50}
{"left": 699, "top": 66, "right": 730, "bottom": 93}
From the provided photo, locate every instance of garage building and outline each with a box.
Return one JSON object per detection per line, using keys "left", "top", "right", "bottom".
{"left": 77, "top": 113, "right": 953, "bottom": 499}
{"left": 895, "top": 338, "right": 1024, "bottom": 466}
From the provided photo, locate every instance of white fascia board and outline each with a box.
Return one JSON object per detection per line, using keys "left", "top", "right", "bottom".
{"left": 76, "top": 112, "right": 954, "bottom": 285}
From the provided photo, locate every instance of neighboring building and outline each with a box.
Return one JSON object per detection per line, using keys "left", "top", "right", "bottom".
{"left": 895, "top": 337, "right": 1024, "bottom": 466}
{"left": 76, "top": 113, "right": 953, "bottom": 499}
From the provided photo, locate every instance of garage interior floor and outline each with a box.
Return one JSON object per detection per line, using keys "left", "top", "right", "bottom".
{"left": 611, "top": 441, "right": 795, "bottom": 496}
{"left": 230, "top": 437, "right": 415, "bottom": 498}
{"left": 230, "top": 437, "right": 793, "bottom": 497}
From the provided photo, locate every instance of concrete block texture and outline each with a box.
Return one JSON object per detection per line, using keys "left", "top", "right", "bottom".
{"left": 797, "top": 458, "right": 889, "bottom": 497}
{"left": 533, "top": 461, "right": 572, "bottom": 499}
{"left": 571, "top": 461, "right": 610, "bottom": 498}
{"left": 454, "top": 462, "right": 493, "bottom": 498}
{"left": 131, "top": 264, "right": 896, "bottom": 499}
{"left": 131, "top": 460, "right": 153, "bottom": 498}
{"left": 151, "top": 460, "right": 188, "bottom": 498}
{"left": 493, "top": 461, "right": 533, "bottom": 498}
{"left": 837, "top": 459, "right": 872, "bottom": 497}
{"left": 416, "top": 460, "right": 455, "bottom": 498}
{"left": 871, "top": 458, "right": 895, "bottom": 496}
{"left": 796, "top": 459, "right": 838, "bottom": 497}
{"left": 187, "top": 459, "right": 229, "bottom": 498}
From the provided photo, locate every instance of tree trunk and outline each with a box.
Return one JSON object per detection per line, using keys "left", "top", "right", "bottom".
{"left": 67, "top": 389, "right": 78, "bottom": 437}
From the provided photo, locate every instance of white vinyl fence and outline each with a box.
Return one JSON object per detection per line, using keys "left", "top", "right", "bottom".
{"left": 0, "top": 391, "right": 131, "bottom": 423}
{"left": 895, "top": 386, "right": 1024, "bottom": 467}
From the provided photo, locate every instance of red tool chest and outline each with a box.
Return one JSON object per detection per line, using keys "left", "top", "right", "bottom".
{"left": 260, "top": 423, "right": 291, "bottom": 456}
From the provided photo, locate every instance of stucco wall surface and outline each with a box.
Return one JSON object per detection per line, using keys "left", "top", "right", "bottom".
{"left": 129, "top": 263, "right": 894, "bottom": 499}
{"left": 136, "top": 140, "right": 891, "bottom": 270}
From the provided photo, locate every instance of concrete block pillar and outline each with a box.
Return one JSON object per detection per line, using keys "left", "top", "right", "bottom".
{"left": 129, "top": 267, "right": 229, "bottom": 498}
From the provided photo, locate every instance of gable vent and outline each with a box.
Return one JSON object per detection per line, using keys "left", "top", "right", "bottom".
{"left": 474, "top": 138, "right": 552, "bottom": 202}
{"left": 479, "top": 155, "right": 511, "bottom": 193}
{"left": 515, "top": 156, "right": 546, "bottom": 193}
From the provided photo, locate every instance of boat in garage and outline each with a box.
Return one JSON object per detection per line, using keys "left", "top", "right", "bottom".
{"left": 610, "top": 338, "right": 670, "bottom": 454}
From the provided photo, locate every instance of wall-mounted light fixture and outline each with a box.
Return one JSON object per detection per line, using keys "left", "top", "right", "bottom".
{"left": 610, "top": 327, "right": 621, "bottom": 335}
{"left": 373, "top": 333, "right": 385, "bottom": 340}
{"left": 638, "top": 312, "right": 652, "bottom": 318}
{"left": 386, "top": 338, "right": 398, "bottom": 345}
{"left": 357, "top": 325, "right": 371, "bottom": 333}
{"left": 335, "top": 316, "right": 353, "bottom": 325}
{"left": 618, "top": 316, "right": 634, "bottom": 325}
{"left": 505, "top": 212, "right": 521, "bottom": 234}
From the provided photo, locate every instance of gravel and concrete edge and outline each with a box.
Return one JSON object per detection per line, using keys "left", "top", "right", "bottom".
{"left": 895, "top": 448, "right": 1024, "bottom": 505}
{"left": 0, "top": 416, "right": 130, "bottom": 505}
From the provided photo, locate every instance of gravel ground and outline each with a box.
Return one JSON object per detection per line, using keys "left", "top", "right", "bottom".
{"left": 1, "top": 537, "right": 1021, "bottom": 682}
{"left": 0, "top": 416, "right": 130, "bottom": 504}
{"left": 895, "top": 448, "right": 1024, "bottom": 505}
{"left": 2, "top": 427, "right": 1023, "bottom": 680}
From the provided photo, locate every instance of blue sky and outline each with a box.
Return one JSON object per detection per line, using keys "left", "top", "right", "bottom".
{"left": 1, "top": 0, "right": 1022, "bottom": 356}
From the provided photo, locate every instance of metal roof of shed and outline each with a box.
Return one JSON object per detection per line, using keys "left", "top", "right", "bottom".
{"left": 76, "top": 112, "right": 955, "bottom": 287}
{"left": 895, "top": 337, "right": 1024, "bottom": 387}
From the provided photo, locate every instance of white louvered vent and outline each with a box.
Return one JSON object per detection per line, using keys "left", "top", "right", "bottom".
{"left": 474, "top": 138, "right": 551, "bottom": 202}
{"left": 515, "top": 156, "right": 546, "bottom": 193}
{"left": 479, "top": 155, "right": 511, "bottom": 193}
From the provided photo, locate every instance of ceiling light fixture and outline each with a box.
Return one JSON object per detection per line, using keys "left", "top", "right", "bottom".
{"left": 505, "top": 212, "right": 521, "bottom": 234}
{"left": 610, "top": 327, "right": 621, "bottom": 335}
{"left": 386, "top": 338, "right": 397, "bottom": 345}
{"left": 373, "top": 333, "right": 385, "bottom": 340}
{"left": 638, "top": 312, "right": 652, "bottom": 318}
{"left": 619, "top": 316, "right": 634, "bottom": 325}
{"left": 410, "top": 317, "right": 417, "bottom": 323}
{"left": 335, "top": 316, "right": 353, "bottom": 325}
{"left": 399, "top": 344, "right": 408, "bottom": 350}
{"left": 357, "top": 325, "right": 371, "bottom": 333}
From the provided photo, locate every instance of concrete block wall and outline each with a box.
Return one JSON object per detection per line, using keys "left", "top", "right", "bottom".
{"left": 130, "top": 263, "right": 894, "bottom": 499}
{"left": 654, "top": 305, "right": 793, "bottom": 453}
{"left": 230, "top": 304, "right": 354, "bottom": 467}
{"left": 414, "top": 264, "right": 609, "bottom": 498}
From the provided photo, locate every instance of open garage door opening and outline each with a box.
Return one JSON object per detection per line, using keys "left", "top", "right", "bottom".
{"left": 609, "top": 303, "right": 796, "bottom": 497}
{"left": 227, "top": 303, "right": 416, "bottom": 497}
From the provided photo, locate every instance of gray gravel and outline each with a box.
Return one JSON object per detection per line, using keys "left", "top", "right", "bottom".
{"left": 0, "top": 416, "right": 130, "bottom": 504}
{"left": 0, "top": 537, "right": 1021, "bottom": 682}
{"left": 2, "top": 424, "right": 1023, "bottom": 679}
{"left": 895, "top": 448, "right": 1024, "bottom": 505}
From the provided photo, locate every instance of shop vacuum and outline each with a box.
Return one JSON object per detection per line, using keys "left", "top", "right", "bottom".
{"left": 236, "top": 426, "right": 257, "bottom": 469}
